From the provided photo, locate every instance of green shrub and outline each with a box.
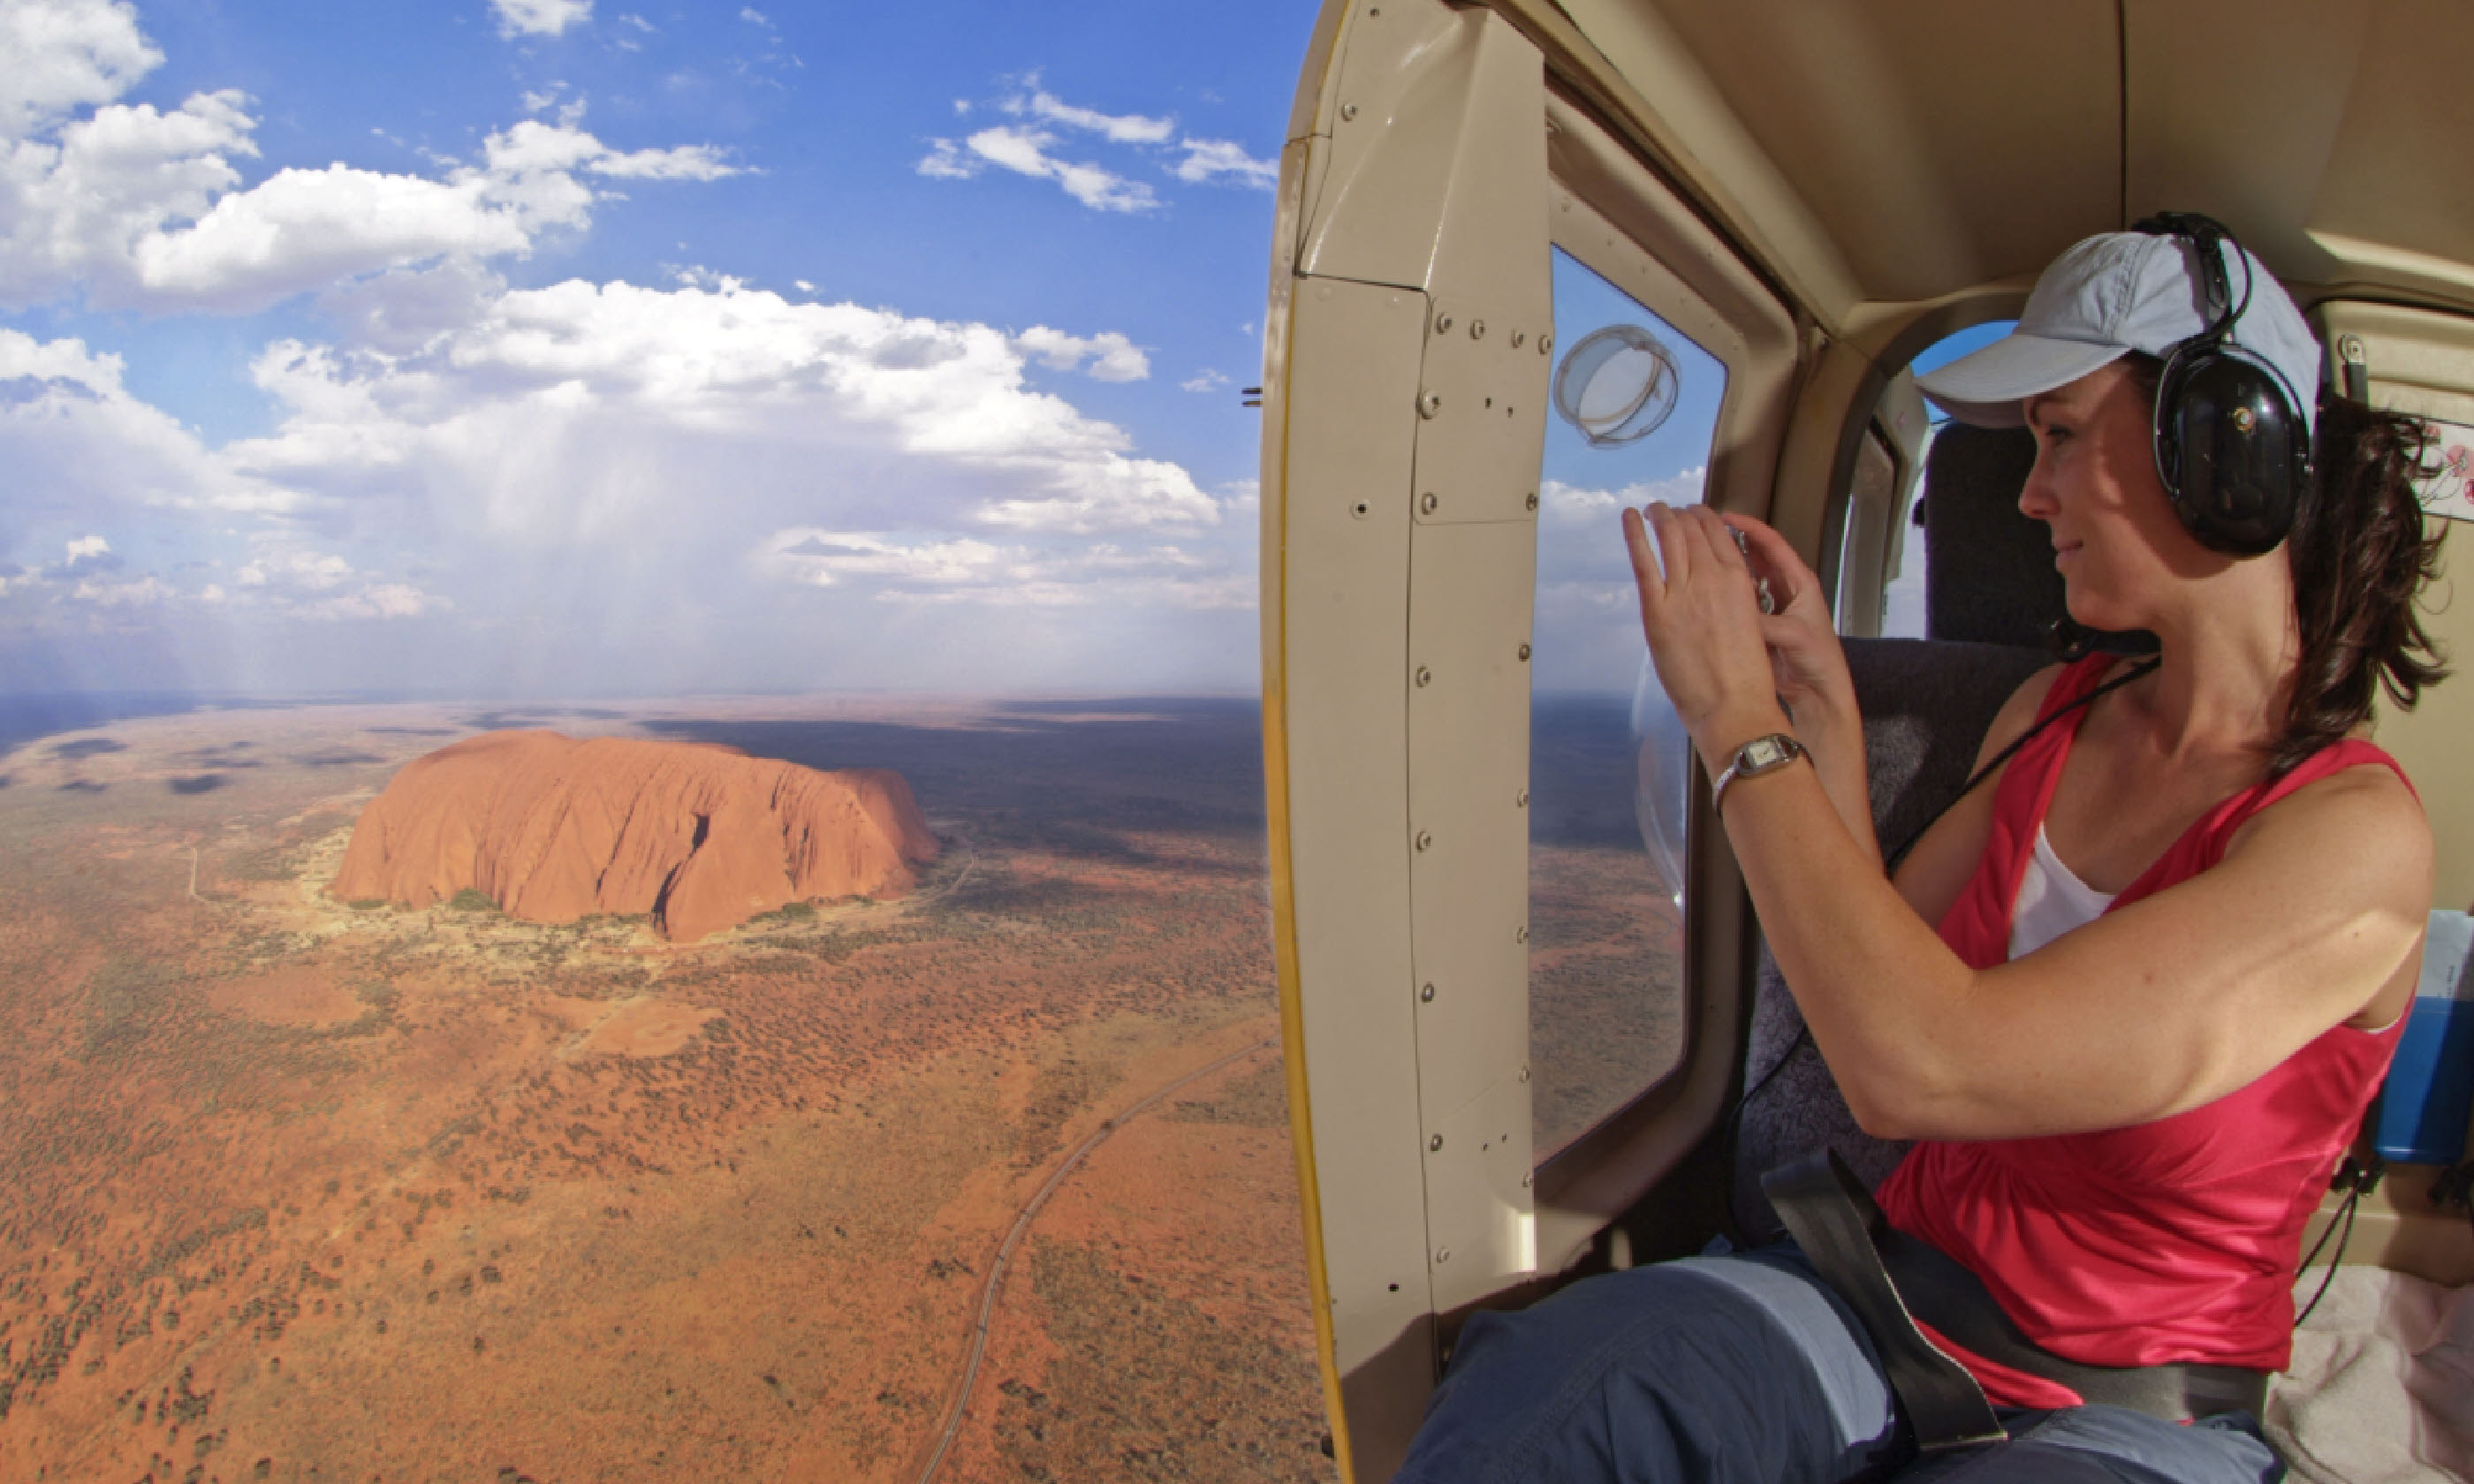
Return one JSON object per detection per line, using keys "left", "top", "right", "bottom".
{"left": 346, "top": 898, "right": 389, "bottom": 912}
{"left": 446, "top": 888, "right": 496, "bottom": 912}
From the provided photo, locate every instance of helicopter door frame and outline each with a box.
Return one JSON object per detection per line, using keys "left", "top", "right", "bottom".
{"left": 1260, "top": 2, "right": 1804, "bottom": 1473}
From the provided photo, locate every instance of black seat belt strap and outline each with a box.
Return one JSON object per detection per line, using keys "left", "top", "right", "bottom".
{"left": 1762, "top": 1150, "right": 2007, "bottom": 1453}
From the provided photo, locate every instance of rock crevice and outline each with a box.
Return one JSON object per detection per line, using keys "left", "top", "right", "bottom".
{"left": 330, "top": 730, "right": 937, "bottom": 942}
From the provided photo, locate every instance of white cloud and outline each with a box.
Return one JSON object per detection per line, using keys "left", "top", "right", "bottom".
{"left": 4, "top": 276, "right": 1246, "bottom": 687}
{"left": 210, "top": 274, "right": 1213, "bottom": 540}
{"left": 0, "top": 19, "right": 734, "bottom": 314}
{"left": 1180, "top": 368, "right": 1228, "bottom": 394}
{"left": 1540, "top": 471, "right": 1706, "bottom": 526}
{"left": 928, "top": 78, "right": 1277, "bottom": 214}
{"left": 1011, "top": 87, "right": 1173, "bottom": 146}
{"left": 0, "top": 0, "right": 161, "bottom": 140}
{"left": 914, "top": 138, "right": 975, "bottom": 180}
{"left": 1171, "top": 137, "right": 1278, "bottom": 189}
{"left": 739, "top": 7, "right": 770, "bottom": 24}
{"left": 917, "top": 125, "right": 1157, "bottom": 213}
{"left": 0, "top": 330, "right": 287, "bottom": 537}
{"left": 491, "top": 0, "right": 591, "bottom": 39}
{"left": 1014, "top": 326, "right": 1149, "bottom": 382}
{"left": 761, "top": 528, "right": 1247, "bottom": 610}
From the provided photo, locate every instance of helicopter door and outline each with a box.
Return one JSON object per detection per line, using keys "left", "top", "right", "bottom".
{"left": 1260, "top": 4, "right": 1798, "bottom": 1477}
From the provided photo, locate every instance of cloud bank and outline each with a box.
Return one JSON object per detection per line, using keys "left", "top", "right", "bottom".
{"left": 0, "top": 4, "right": 1256, "bottom": 697}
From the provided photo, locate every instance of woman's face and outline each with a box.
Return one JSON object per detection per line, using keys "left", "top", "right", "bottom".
{"left": 2019, "top": 360, "right": 2199, "bottom": 630}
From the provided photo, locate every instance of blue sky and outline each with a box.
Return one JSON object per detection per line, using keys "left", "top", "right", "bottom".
{"left": 1, "top": 0, "right": 1319, "bottom": 697}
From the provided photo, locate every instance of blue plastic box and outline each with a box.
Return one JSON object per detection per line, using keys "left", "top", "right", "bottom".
{"left": 2375, "top": 910, "right": 2474, "bottom": 1166}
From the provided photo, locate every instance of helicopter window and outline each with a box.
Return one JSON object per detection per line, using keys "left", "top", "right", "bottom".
{"left": 1880, "top": 323, "right": 2019, "bottom": 639}
{"left": 1529, "top": 246, "right": 1728, "bottom": 1162}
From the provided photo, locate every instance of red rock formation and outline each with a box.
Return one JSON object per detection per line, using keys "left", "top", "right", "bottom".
{"left": 330, "top": 731, "right": 938, "bottom": 942}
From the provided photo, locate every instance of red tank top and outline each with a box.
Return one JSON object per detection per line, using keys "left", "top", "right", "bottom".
{"left": 1872, "top": 655, "right": 2410, "bottom": 1406}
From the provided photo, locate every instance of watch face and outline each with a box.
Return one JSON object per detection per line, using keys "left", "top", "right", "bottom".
{"left": 1743, "top": 736, "right": 1787, "bottom": 769}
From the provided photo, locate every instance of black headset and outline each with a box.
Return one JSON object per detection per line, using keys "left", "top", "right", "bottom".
{"left": 2130, "top": 212, "right": 2313, "bottom": 556}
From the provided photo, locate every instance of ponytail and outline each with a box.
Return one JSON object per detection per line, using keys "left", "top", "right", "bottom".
{"left": 2276, "top": 395, "right": 2450, "bottom": 775}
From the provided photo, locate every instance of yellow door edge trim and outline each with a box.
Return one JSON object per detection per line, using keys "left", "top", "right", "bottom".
{"left": 1264, "top": 283, "right": 1356, "bottom": 1481}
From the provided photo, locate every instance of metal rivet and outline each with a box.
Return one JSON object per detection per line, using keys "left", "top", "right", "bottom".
{"left": 1519, "top": 1064, "right": 1530, "bottom": 1083}
{"left": 1415, "top": 829, "right": 1433, "bottom": 852}
{"left": 2231, "top": 406, "right": 2256, "bottom": 433}
{"left": 1517, "top": 642, "right": 1531, "bottom": 661}
{"left": 2339, "top": 333, "right": 2366, "bottom": 363}
{"left": 1510, "top": 329, "right": 1526, "bottom": 348}
{"left": 1514, "top": 789, "right": 1529, "bottom": 808}
{"left": 1419, "top": 491, "right": 1439, "bottom": 514}
{"left": 1418, "top": 390, "right": 1441, "bottom": 419}
{"left": 1539, "top": 334, "right": 1553, "bottom": 355}
{"left": 1339, "top": 102, "right": 1357, "bottom": 121}
{"left": 1435, "top": 1247, "right": 1451, "bottom": 1263}
{"left": 1524, "top": 492, "right": 1538, "bottom": 512}
{"left": 1414, "top": 665, "right": 1431, "bottom": 687}
{"left": 1522, "top": 1172, "right": 1533, "bottom": 1188}
{"left": 1434, "top": 313, "right": 1453, "bottom": 333}
{"left": 1515, "top": 925, "right": 1529, "bottom": 943}
{"left": 1469, "top": 319, "right": 1485, "bottom": 339}
{"left": 1420, "top": 982, "right": 1436, "bottom": 1003}
{"left": 1429, "top": 1134, "right": 1443, "bottom": 1152}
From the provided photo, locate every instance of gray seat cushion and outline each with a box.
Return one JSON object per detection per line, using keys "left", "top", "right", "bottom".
{"left": 1729, "top": 636, "right": 2050, "bottom": 1241}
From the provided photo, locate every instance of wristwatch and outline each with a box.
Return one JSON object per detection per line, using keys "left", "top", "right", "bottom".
{"left": 1710, "top": 732, "right": 1809, "bottom": 815}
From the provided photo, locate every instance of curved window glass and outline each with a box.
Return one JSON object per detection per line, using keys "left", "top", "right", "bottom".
{"left": 1529, "top": 247, "right": 1726, "bottom": 1162}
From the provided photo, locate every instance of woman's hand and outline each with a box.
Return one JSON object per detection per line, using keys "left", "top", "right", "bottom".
{"left": 1728, "top": 515, "right": 1856, "bottom": 732}
{"left": 1621, "top": 502, "right": 1790, "bottom": 768}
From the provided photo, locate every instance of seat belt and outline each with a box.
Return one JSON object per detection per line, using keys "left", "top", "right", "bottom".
{"left": 1762, "top": 1151, "right": 2007, "bottom": 1452}
{"left": 1764, "top": 1150, "right": 2272, "bottom": 1431}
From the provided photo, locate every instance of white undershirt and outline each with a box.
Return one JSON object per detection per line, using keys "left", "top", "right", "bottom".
{"left": 2007, "top": 822, "right": 2118, "bottom": 959}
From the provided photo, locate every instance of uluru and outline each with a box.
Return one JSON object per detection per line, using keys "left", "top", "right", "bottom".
{"left": 330, "top": 731, "right": 939, "bottom": 943}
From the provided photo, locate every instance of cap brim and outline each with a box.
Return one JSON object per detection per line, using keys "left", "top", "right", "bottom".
{"left": 1914, "top": 333, "right": 2127, "bottom": 427}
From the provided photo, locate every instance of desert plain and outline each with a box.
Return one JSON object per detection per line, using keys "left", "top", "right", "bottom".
{"left": 0, "top": 689, "right": 1681, "bottom": 1484}
{"left": 0, "top": 694, "right": 1332, "bottom": 1484}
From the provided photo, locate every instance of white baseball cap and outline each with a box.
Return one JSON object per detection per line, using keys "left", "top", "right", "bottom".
{"left": 1916, "top": 229, "right": 2324, "bottom": 436}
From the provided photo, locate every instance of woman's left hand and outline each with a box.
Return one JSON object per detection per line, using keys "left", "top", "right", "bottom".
{"left": 1622, "top": 502, "right": 1791, "bottom": 767}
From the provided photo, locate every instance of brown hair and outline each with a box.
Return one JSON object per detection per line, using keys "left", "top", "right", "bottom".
{"left": 2280, "top": 391, "right": 2451, "bottom": 773}
{"left": 2126, "top": 353, "right": 2450, "bottom": 772}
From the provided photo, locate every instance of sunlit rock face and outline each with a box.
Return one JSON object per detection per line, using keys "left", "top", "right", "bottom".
{"left": 331, "top": 731, "right": 938, "bottom": 941}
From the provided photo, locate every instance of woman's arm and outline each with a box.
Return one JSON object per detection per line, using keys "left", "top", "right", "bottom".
{"left": 1624, "top": 502, "right": 2432, "bottom": 1141}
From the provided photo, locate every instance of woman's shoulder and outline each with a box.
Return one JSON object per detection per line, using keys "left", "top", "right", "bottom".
{"left": 2237, "top": 742, "right": 2427, "bottom": 852}
{"left": 1968, "top": 661, "right": 2072, "bottom": 773}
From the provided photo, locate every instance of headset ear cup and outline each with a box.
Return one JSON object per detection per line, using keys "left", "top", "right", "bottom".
{"left": 2151, "top": 346, "right": 2301, "bottom": 556}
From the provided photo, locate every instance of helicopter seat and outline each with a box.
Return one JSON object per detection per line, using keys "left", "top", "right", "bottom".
{"left": 1730, "top": 424, "right": 2058, "bottom": 1239}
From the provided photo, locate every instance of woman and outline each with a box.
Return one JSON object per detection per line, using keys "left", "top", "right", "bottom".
{"left": 1397, "top": 224, "right": 2446, "bottom": 1483}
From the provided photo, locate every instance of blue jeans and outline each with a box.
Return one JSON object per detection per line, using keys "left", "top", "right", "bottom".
{"left": 1396, "top": 1245, "right": 2283, "bottom": 1484}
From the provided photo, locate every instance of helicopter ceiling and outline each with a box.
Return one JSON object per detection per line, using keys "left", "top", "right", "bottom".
{"left": 1491, "top": 0, "right": 2474, "bottom": 340}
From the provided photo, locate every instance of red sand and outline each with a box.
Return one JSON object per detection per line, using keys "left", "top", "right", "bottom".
{"left": 330, "top": 731, "right": 937, "bottom": 941}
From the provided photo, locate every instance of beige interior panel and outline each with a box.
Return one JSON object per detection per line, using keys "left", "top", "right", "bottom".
{"left": 1407, "top": 519, "right": 1539, "bottom": 1312}
{"left": 1269, "top": 276, "right": 1437, "bottom": 1400}
{"left": 1626, "top": 0, "right": 2120, "bottom": 307}
{"left": 1299, "top": 6, "right": 1539, "bottom": 296}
